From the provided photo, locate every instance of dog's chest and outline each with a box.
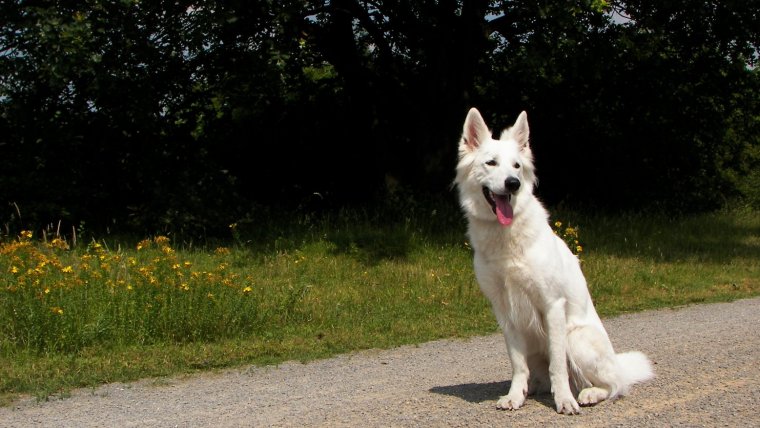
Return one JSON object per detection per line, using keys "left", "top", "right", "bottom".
{"left": 470, "top": 228, "right": 535, "bottom": 283}
{"left": 486, "top": 253, "right": 540, "bottom": 299}
{"left": 469, "top": 224, "right": 548, "bottom": 318}
{"left": 476, "top": 253, "right": 546, "bottom": 334}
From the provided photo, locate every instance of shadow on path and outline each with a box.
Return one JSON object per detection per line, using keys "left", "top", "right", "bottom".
{"left": 429, "top": 381, "right": 509, "bottom": 403}
{"left": 429, "top": 380, "right": 555, "bottom": 410}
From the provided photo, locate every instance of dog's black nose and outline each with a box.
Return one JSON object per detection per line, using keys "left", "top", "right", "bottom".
{"left": 506, "top": 177, "right": 521, "bottom": 193}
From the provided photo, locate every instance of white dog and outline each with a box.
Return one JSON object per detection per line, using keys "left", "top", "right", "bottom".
{"left": 455, "top": 108, "right": 654, "bottom": 414}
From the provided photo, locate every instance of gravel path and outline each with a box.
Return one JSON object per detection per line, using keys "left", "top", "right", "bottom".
{"left": 3, "top": 297, "right": 760, "bottom": 427}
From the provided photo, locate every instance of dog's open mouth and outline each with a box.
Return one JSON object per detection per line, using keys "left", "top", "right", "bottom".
{"left": 483, "top": 187, "right": 514, "bottom": 226}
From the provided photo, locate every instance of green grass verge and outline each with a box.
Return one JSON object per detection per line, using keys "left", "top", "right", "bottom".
{"left": 1, "top": 204, "right": 758, "bottom": 404}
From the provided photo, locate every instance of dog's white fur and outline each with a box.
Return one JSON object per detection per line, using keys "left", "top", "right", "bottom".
{"left": 455, "top": 108, "right": 654, "bottom": 415}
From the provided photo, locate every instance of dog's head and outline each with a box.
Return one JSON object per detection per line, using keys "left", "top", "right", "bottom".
{"left": 455, "top": 108, "right": 536, "bottom": 226}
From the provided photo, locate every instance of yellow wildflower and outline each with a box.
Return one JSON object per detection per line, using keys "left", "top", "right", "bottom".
{"left": 50, "top": 238, "right": 69, "bottom": 250}
{"left": 242, "top": 286, "right": 252, "bottom": 293}
{"left": 136, "top": 239, "right": 151, "bottom": 251}
{"left": 50, "top": 306, "right": 64, "bottom": 315}
{"left": 61, "top": 266, "right": 74, "bottom": 274}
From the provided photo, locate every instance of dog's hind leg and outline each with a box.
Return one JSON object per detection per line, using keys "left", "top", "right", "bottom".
{"left": 566, "top": 325, "right": 621, "bottom": 406}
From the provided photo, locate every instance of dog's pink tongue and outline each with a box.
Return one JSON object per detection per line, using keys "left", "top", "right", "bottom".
{"left": 494, "top": 195, "right": 513, "bottom": 226}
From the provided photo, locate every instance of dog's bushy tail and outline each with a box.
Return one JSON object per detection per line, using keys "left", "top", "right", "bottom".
{"left": 615, "top": 351, "right": 655, "bottom": 396}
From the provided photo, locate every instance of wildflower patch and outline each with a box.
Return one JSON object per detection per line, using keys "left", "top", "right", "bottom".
{"left": 0, "top": 233, "right": 260, "bottom": 353}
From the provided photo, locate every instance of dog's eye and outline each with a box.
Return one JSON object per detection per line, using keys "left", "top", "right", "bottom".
{"left": 485, "top": 160, "right": 498, "bottom": 166}
{"left": 513, "top": 162, "right": 521, "bottom": 169}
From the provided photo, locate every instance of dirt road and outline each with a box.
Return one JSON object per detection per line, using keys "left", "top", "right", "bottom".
{"left": 3, "top": 297, "right": 759, "bottom": 427}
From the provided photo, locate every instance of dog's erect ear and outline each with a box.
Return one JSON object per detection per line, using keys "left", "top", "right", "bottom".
{"left": 462, "top": 108, "right": 491, "bottom": 150}
{"left": 511, "top": 111, "right": 530, "bottom": 150}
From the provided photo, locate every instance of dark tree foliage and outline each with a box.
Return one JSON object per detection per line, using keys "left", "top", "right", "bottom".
{"left": 1, "top": 0, "right": 758, "bottom": 236}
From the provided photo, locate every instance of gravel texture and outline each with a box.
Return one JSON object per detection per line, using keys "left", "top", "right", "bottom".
{"left": 2, "top": 297, "right": 759, "bottom": 427}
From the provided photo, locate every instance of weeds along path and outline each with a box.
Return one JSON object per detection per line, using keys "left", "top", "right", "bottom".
{"left": 3, "top": 297, "right": 760, "bottom": 427}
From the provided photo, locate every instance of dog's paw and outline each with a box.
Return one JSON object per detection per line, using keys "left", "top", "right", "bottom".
{"left": 554, "top": 394, "right": 580, "bottom": 415}
{"left": 578, "top": 387, "right": 609, "bottom": 406}
{"left": 496, "top": 393, "right": 525, "bottom": 411}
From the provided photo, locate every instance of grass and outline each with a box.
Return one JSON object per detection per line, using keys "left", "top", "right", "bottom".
{"left": 1, "top": 201, "right": 758, "bottom": 404}
{"left": 567, "top": 206, "right": 760, "bottom": 315}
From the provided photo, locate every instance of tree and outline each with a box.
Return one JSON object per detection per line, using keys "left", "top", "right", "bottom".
{"left": 1, "top": 1, "right": 241, "bottom": 232}
{"left": 1, "top": 1, "right": 758, "bottom": 236}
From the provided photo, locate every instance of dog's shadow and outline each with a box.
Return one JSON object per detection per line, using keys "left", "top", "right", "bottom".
{"left": 429, "top": 381, "right": 508, "bottom": 403}
{"left": 429, "top": 381, "right": 554, "bottom": 409}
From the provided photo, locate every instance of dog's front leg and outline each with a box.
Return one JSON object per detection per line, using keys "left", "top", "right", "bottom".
{"left": 496, "top": 327, "right": 530, "bottom": 410}
{"left": 545, "top": 298, "right": 580, "bottom": 415}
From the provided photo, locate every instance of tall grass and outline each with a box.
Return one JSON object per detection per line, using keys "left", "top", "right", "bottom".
{"left": 1, "top": 201, "right": 758, "bottom": 402}
{"left": 559, "top": 206, "right": 760, "bottom": 315}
